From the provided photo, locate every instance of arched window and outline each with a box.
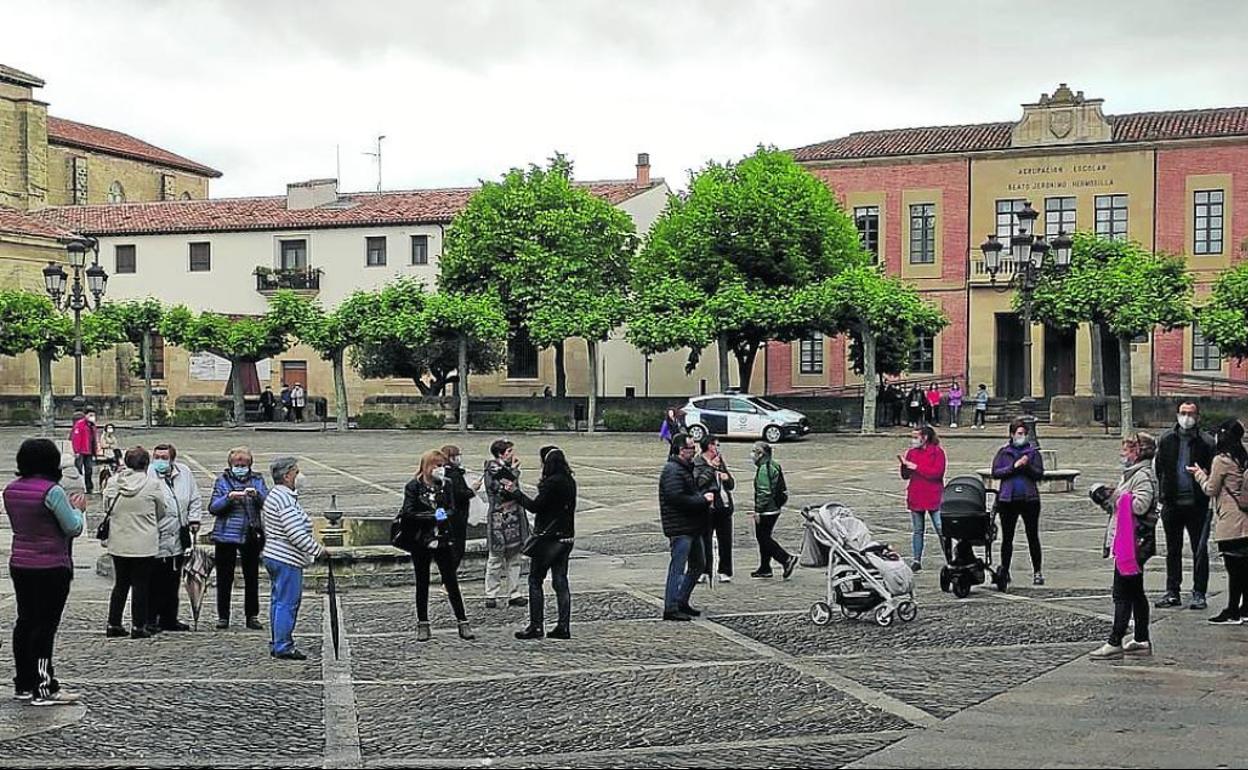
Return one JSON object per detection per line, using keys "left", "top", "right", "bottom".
{"left": 181, "top": 191, "right": 192, "bottom": 200}
{"left": 107, "top": 181, "right": 126, "bottom": 204}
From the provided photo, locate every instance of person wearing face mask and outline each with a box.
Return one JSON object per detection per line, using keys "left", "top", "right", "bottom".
{"left": 103, "top": 446, "right": 168, "bottom": 639}
{"left": 660, "top": 433, "right": 714, "bottom": 621}
{"left": 1091, "top": 432, "right": 1160, "bottom": 660}
{"left": 750, "top": 442, "right": 798, "bottom": 581}
{"left": 208, "top": 447, "right": 268, "bottom": 630}
{"left": 505, "top": 446, "right": 577, "bottom": 640}
{"left": 1191, "top": 419, "right": 1248, "bottom": 625}
{"left": 990, "top": 419, "right": 1046, "bottom": 589}
{"left": 147, "top": 444, "right": 203, "bottom": 632}
{"left": 259, "top": 457, "right": 325, "bottom": 660}
{"left": 440, "top": 445, "right": 483, "bottom": 569}
{"left": 899, "top": 426, "right": 949, "bottom": 572}
{"left": 1153, "top": 400, "right": 1215, "bottom": 611}
{"left": 69, "top": 407, "right": 100, "bottom": 495}
{"left": 99, "top": 423, "right": 121, "bottom": 466}
{"left": 693, "top": 435, "right": 735, "bottom": 584}
{"left": 483, "top": 439, "right": 529, "bottom": 609}
{"left": 400, "top": 450, "right": 472, "bottom": 641}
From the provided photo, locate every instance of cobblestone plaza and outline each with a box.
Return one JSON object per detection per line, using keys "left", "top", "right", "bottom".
{"left": 0, "top": 427, "right": 1241, "bottom": 768}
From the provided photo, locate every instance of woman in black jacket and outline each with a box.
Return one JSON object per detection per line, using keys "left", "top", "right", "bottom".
{"left": 398, "top": 450, "right": 473, "bottom": 642}
{"left": 439, "top": 444, "right": 482, "bottom": 569}
{"left": 504, "top": 446, "right": 576, "bottom": 640}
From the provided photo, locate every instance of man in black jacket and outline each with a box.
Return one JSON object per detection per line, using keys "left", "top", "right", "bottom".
{"left": 1154, "top": 400, "right": 1215, "bottom": 610}
{"left": 660, "top": 433, "right": 713, "bottom": 621}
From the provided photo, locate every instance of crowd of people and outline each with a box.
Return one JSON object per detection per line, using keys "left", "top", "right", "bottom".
{"left": 875, "top": 381, "right": 990, "bottom": 430}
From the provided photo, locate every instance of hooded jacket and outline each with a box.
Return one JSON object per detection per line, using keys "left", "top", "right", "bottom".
{"left": 901, "top": 443, "right": 946, "bottom": 512}
{"left": 103, "top": 468, "right": 168, "bottom": 558}
{"left": 1194, "top": 455, "right": 1248, "bottom": 543}
{"left": 150, "top": 462, "right": 204, "bottom": 558}
{"left": 1103, "top": 459, "right": 1159, "bottom": 567}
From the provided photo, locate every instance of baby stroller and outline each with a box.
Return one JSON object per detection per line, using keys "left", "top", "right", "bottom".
{"left": 938, "top": 475, "right": 999, "bottom": 598}
{"left": 800, "top": 502, "right": 917, "bottom": 627}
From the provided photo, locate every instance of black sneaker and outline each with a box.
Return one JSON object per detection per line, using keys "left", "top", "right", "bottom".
{"left": 548, "top": 626, "right": 571, "bottom": 640}
{"left": 508, "top": 597, "right": 527, "bottom": 608}
{"left": 1209, "top": 610, "right": 1243, "bottom": 625}
{"left": 662, "top": 610, "right": 693, "bottom": 622}
{"left": 271, "top": 649, "right": 308, "bottom": 660}
{"left": 105, "top": 625, "right": 128, "bottom": 638}
{"left": 161, "top": 622, "right": 192, "bottom": 632}
{"left": 514, "top": 626, "right": 544, "bottom": 640}
{"left": 245, "top": 617, "right": 264, "bottom": 631}
{"left": 1155, "top": 593, "right": 1182, "bottom": 608}
{"left": 750, "top": 570, "right": 774, "bottom": 579}
{"left": 1190, "top": 593, "right": 1208, "bottom": 611}
{"left": 130, "top": 628, "right": 153, "bottom": 640}
{"left": 783, "top": 556, "right": 799, "bottom": 580}
{"left": 679, "top": 604, "right": 702, "bottom": 618}
{"left": 215, "top": 619, "right": 230, "bottom": 630}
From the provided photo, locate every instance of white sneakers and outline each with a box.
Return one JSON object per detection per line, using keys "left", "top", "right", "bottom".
{"left": 30, "top": 690, "right": 82, "bottom": 706}
{"left": 1089, "top": 643, "right": 1123, "bottom": 660}
{"left": 718, "top": 574, "right": 732, "bottom": 584}
{"left": 1091, "top": 640, "right": 1152, "bottom": 660}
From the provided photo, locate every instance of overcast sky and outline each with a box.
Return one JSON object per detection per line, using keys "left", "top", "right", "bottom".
{"left": 8, "top": 0, "right": 1248, "bottom": 197}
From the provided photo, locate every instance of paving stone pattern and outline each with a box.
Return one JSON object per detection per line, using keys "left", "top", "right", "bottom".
{"left": 500, "top": 737, "right": 899, "bottom": 769}
{"left": 344, "top": 590, "right": 657, "bottom": 634}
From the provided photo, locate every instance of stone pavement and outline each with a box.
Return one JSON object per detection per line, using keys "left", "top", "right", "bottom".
{"left": 0, "top": 427, "right": 1236, "bottom": 767}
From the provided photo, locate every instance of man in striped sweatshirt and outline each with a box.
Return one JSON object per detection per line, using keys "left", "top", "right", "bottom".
{"left": 261, "top": 456, "right": 325, "bottom": 661}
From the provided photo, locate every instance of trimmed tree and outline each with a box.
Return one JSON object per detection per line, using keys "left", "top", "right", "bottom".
{"left": 439, "top": 154, "right": 638, "bottom": 398}
{"left": 631, "top": 146, "right": 866, "bottom": 392}
{"left": 160, "top": 306, "right": 294, "bottom": 425}
{"left": 1197, "top": 262, "right": 1248, "bottom": 362}
{"left": 96, "top": 299, "right": 163, "bottom": 428}
{"left": 415, "top": 291, "right": 508, "bottom": 431}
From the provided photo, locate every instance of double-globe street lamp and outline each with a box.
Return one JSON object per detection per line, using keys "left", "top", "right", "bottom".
{"left": 42, "top": 237, "right": 108, "bottom": 400}
{"left": 979, "top": 200, "right": 1072, "bottom": 445}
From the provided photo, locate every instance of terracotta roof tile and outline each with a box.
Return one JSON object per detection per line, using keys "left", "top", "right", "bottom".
{"left": 47, "top": 117, "right": 223, "bottom": 178}
{"left": 0, "top": 206, "right": 75, "bottom": 241}
{"left": 791, "top": 106, "right": 1248, "bottom": 162}
{"left": 33, "top": 179, "right": 663, "bottom": 236}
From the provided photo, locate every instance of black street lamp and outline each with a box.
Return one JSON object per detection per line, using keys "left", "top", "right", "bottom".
{"left": 44, "top": 236, "right": 107, "bottom": 400}
{"left": 979, "top": 201, "right": 1072, "bottom": 445}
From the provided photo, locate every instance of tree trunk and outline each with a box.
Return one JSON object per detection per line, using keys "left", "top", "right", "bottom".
{"left": 38, "top": 350, "right": 54, "bottom": 437}
{"left": 1089, "top": 323, "right": 1106, "bottom": 405}
{"left": 142, "top": 330, "right": 153, "bottom": 429}
{"left": 554, "top": 340, "right": 567, "bottom": 398}
{"left": 716, "top": 333, "right": 731, "bottom": 392}
{"left": 860, "top": 326, "right": 878, "bottom": 435}
{"left": 332, "top": 349, "right": 349, "bottom": 432}
{"left": 587, "top": 339, "right": 599, "bottom": 434}
{"left": 229, "top": 361, "right": 247, "bottom": 426}
{"left": 1118, "top": 334, "right": 1134, "bottom": 437}
{"left": 457, "top": 335, "right": 469, "bottom": 433}
{"left": 734, "top": 340, "right": 761, "bottom": 394}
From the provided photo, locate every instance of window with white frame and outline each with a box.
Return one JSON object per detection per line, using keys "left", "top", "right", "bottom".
{"left": 1095, "top": 195, "right": 1128, "bottom": 241}
{"left": 909, "top": 331, "right": 935, "bottom": 373}
{"left": 799, "top": 333, "right": 824, "bottom": 375}
{"left": 909, "top": 203, "right": 935, "bottom": 264}
{"left": 1045, "top": 196, "right": 1076, "bottom": 238}
{"left": 996, "top": 199, "right": 1027, "bottom": 240}
{"left": 1194, "top": 189, "right": 1224, "bottom": 255}
{"left": 1192, "top": 322, "right": 1222, "bottom": 371}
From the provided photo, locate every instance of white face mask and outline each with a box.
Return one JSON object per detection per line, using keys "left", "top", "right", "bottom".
{"left": 294, "top": 472, "right": 307, "bottom": 492}
{"left": 1012, "top": 435, "right": 1029, "bottom": 448}
{"left": 432, "top": 466, "right": 447, "bottom": 482}
{"left": 910, "top": 438, "right": 923, "bottom": 449}
{"left": 1178, "top": 415, "right": 1196, "bottom": 431}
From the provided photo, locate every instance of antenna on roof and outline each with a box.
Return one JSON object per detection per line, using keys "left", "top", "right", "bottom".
{"left": 363, "top": 135, "right": 385, "bottom": 192}
{"left": 335, "top": 144, "right": 341, "bottom": 186}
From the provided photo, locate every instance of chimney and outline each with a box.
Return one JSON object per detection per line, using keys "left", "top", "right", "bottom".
{"left": 286, "top": 178, "right": 338, "bottom": 210}
{"left": 635, "top": 153, "right": 650, "bottom": 187}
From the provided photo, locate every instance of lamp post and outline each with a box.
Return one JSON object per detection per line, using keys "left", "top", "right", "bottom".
{"left": 43, "top": 237, "right": 107, "bottom": 400}
{"left": 979, "top": 201, "right": 1072, "bottom": 446}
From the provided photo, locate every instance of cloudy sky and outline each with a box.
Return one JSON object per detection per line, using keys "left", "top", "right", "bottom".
{"left": 9, "top": 0, "right": 1248, "bottom": 197}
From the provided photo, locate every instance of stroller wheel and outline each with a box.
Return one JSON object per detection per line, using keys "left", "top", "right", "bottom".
{"left": 809, "top": 602, "right": 833, "bottom": 627}
{"left": 952, "top": 577, "right": 972, "bottom": 599}
{"left": 897, "top": 601, "right": 918, "bottom": 623}
{"left": 939, "top": 567, "right": 951, "bottom": 594}
{"left": 873, "top": 605, "right": 895, "bottom": 627}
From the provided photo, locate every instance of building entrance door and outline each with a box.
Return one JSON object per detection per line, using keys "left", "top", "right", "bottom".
{"left": 1044, "top": 325, "right": 1077, "bottom": 396}
{"left": 995, "top": 313, "right": 1025, "bottom": 400}
{"left": 1099, "top": 327, "right": 1121, "bottom": 399}
{"left": 282, "top": 360, "right": 309, "bottom": 391}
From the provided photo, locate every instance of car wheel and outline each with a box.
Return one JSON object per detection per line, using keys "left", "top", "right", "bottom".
{"left": 763, "top": 425, "right": 783, "bottom": 444}
{"left": 688, "top": 424, "right": 707, "bottom": 442}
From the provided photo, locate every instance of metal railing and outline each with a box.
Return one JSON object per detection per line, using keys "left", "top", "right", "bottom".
{"left": 255, "top": 267, "right": 322, "bottom": 293}
{"left": 773, "top": 373, "right": 954, "bottom": 399}
{"left": 1156, "top": 371, "right": 1248, "bottom": 398}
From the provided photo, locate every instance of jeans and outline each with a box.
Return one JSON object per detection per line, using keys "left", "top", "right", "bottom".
{"left": 485, "top": 551, "right": 524, "bottom": 600}
{"left": 755, "top": 514, "right": 792, "bottom": 571}
{"left": 216, "top": 538, "right": 262, "bottom": 621}
{"left": 109, "top": 556, "right": 154, "bottom": 629}
{"left": 412, "top": 546, "right": 467, "bottom": 622}
{"left": 528, "top": 540, "right": 573, "bottom": 631}
{"left": 10, "top": 567, "right": 71, "bottom": 698}
{"left": 263, "top": 558, "right": 304, "bottom": 654}
{"left": 910, "top": 510, "right": 948, "bottom": 564}
{"left": 974, "top": 409, "right": 986, "bottom": 427}
{"left": 998, "top": 499, "right": 1043, "bottom": 576}
{"left": 665, "top": 535, "right": 705, "bottom": 612}
{"left": 1110, "top": 569, "right": 1149, "bottom": 646}
{"left": 75, "top": 454, "right": 96, "bottom": 493}
{"left": 148, "top": 555, "right": 183, "bottom": 629}
{"left": 949, "top": 405, "right": 961, "bottom": 425}
{"left": 701, "top": 511, "right": 733, "bottom": 578}
{"left": 1162, "top": 502, "right": 1210, "bottom": 595}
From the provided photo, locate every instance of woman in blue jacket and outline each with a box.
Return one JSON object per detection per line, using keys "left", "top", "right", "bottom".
{"left": 208, "top": 446, "right": 268, "bottom": 630}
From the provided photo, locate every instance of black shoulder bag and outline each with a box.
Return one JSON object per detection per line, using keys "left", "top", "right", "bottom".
{"left": 96, "top": 494, "right": 118, "bottom": 541}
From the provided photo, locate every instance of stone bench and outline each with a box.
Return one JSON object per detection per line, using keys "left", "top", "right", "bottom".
{"left": 976, "top": 468, "right": 1081, "bottom": 494}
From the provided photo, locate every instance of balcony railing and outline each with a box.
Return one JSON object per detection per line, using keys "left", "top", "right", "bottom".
{"left": 970, "top": 255, "right": 1023, "bottom": 284}
{"left": 255, "top": 267, "right": 322, "bottom": 293}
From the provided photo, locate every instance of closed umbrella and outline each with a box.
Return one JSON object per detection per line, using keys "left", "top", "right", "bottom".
{"left": 183, "top": 546, "right": 215, "bottom": 631}
{"left": 326, "top": 557, "right": 341, "bottom": 660}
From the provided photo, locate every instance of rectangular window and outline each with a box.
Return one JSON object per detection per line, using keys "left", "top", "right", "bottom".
{"left": 799, "top": 333, "right": 824, "bottom": 375}
{"left": 1045, "top": 196, "right": 1077, "bottom": 238}
{"left": 1192, "top": 322, "right": 1222, "bottom": 372}
{"left": 115, "top": 245, "right": 136, "bottom": 274}
{"left": 1194, "top": 189, "right": 1224, "bottom": 255}
{"left": 1095, "top": 195, "right": 1128, "bottom": 241}
{"left": 280, "top": 239, "right": 307, "bottom": 270}
{"left": 366, "top": 236, "right": 387, "bottom": 267}
{"left": 995, "top": 198, "right": 1026, "bottom": 240}
{"left": 188, "top": 242, "right": 211, "bottom": 272}
{"left": 506, "top": 328, "right": 539, "bottom": 379}
{"left": 411, "top": 235, "right": 429, "bottom": 265}
{"left": 909, "top": 203, "right": 935, "bottom": 264}
{"left": 854, "top": 206, "right": 879, "bottom": 262}
{"left": 909, "top": 332, "right": 935, "bottom": 374}
{"left": 149, "top": 334, "right": 165, "bottom": 380}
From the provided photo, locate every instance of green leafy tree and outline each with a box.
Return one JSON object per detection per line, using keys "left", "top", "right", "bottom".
{"left": 630, "top": 146, "right": 866, "bottom": 392}
{"left": 96, "top": 299, "right": 163, "bottom": 428}
{"left": 159, "top": 306, "right": 293, "bottom": 425}
{"left": 1030, "top": 233, "right": 1193, "bottom": 434}
{"left": 417, "top": 290, "right": 508, "bottom": 431}
{"left": 439, "top": 153, "right": 638, "bottom": 398}
{"left": 1198, "top": 261, "right": 1248, "bottom": 362}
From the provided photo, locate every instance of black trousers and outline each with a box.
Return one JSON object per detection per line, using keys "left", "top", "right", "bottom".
{"left": 974, "top": 409, "right": 987, "bottom": 427}
{"left": 1110, "top": 569, "right": 1149, "bottom": 646}
{"left": 75, "top": 454, "right": 96, "bottom": 493}
{"left": 411, "top": 546, "right": 467, "bottom": 622}
{"left": 528, "top": 540, "right": 573, "bottom": 631}
{"left": 1162, "top": 502, "right": 1210, "bottom": 595}
{"left": 109, "top": 556, "right": 154, "bottom": 629}
{"left": 449, "top": 512, "right": 469, "bottom": 568}
{"left": 701, "top": 511, "right": 734, "bottom": 578}
{"left": 998, "top": 499, "right": 1043, "bottom": 575}
{"left": 11, "top": 567, "right": 71, "bottom": 697}
{"left": 755, "top": 514, "right": 792, "bottom": 570}
{"left": 216, "top": 538, "right": 262, "bottom": 621}
{"left": 1221, "top": 550, "right": 1248, "bottom": 616}
{"left": 263, "top": 405, "right": 275, "bottom": 421}
{"left": 148, "top": 555, "right": 183, "bottom": 628}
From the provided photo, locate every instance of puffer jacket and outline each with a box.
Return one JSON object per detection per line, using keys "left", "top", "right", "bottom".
{"left": 659, "top": 456, "right": 709, "bottom": 537}
{"left": 692, "top": 454, "right": 735, "bottom": 515}
{"left": 208, "top": 471, "right": 268, "bottom": 545}
{"left": 1195, "top": 455, "right": 1248, "bottom": 543}
{"left": 1103, "top": 460, "right": 1159, "bottom": 567}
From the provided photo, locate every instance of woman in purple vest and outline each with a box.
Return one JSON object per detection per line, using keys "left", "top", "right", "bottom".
{"left": 2, "top": 439, "right": 86, "bottom": 706}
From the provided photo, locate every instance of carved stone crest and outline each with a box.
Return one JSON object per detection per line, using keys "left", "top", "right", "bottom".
{"left": 1049, "top": 109, "right": 1073, "bottom": 139}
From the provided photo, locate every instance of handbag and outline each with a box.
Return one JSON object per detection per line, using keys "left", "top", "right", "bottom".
{"left": 96, "top": 495, "right": 118, "bottom": 541}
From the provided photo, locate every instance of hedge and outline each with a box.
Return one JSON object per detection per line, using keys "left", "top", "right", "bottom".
{"left": 3, "top": 407, "right": 37, "bottom": 425}
{"left": 803, "top": 410, "right": 843, "bottom": 432}
{"left": 170, "top": 407, "right": 228, "bottom": 427}
{"left": 357, "top": 412, "right": 399, "bottom": 430}
{"left": 405, "top": 413, "right": 447, "bottom": 430}
{"left": 602, "top": 411, "right": 662, "bottom": 433}
{"left": 473, "top": 412, "right": 546, "bottom": 432}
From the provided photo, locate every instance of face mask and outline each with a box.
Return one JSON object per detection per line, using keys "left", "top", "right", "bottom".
{"left": 231, "top": 466, "right": 250, "bottom": 479}
{"left": 1178, "top": 415, "right": 1196, "bottom": 431}
{"left": 1121, "top": 456, "right": 1133, "bottom": 469}
{"left": 1012, "top": 435, "right": 1028, "bottom": 448}
{"left": 432, "top": 466, "right": 447, "bottom": 482}
{"left": 451, "top": 456, "right": 463, "bottom": 468}
{"left": 87, "top": 415, "right": 96, "bottom": 424}
{"left": 152, "top": 460, "right": 171, "bottom": 475}
{"left": 106, "top": 427, "right": 114, "bottom": 434}
{"left": 910, "top": 438, "right": 923, "bottom": 449}
{"left": 294, "top": 472, "right": 307, "bottom": 492}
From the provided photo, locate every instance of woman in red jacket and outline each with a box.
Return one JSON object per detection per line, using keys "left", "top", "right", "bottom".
{"left": 899, "top": 425, "right": 949, "bottom": 571}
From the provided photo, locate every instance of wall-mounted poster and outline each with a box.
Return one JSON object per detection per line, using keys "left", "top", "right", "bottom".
{"left": 189, "top": 353, "right": 272, "bottom": 382}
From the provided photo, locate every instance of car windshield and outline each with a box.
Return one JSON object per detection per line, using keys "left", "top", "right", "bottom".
{"left": 748, "top": 397, "right": 781, "bottom": 412}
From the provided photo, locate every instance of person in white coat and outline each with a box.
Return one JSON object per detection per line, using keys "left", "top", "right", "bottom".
{"left": 148, "top": 443, "right": 203, "bottom": 632}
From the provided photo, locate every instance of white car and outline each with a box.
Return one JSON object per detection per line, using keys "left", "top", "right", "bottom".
{"left": 681, "top": 394, "right": 812, "bottom": 444}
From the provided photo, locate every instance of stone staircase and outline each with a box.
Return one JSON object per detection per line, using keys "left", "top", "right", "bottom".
{"left": 983, "top": 398, "right": 1051, "bottom": 424}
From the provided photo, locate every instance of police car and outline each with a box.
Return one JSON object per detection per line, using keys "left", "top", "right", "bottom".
{"left": 681, "top": 394, "right": 811, "bottom": 444}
